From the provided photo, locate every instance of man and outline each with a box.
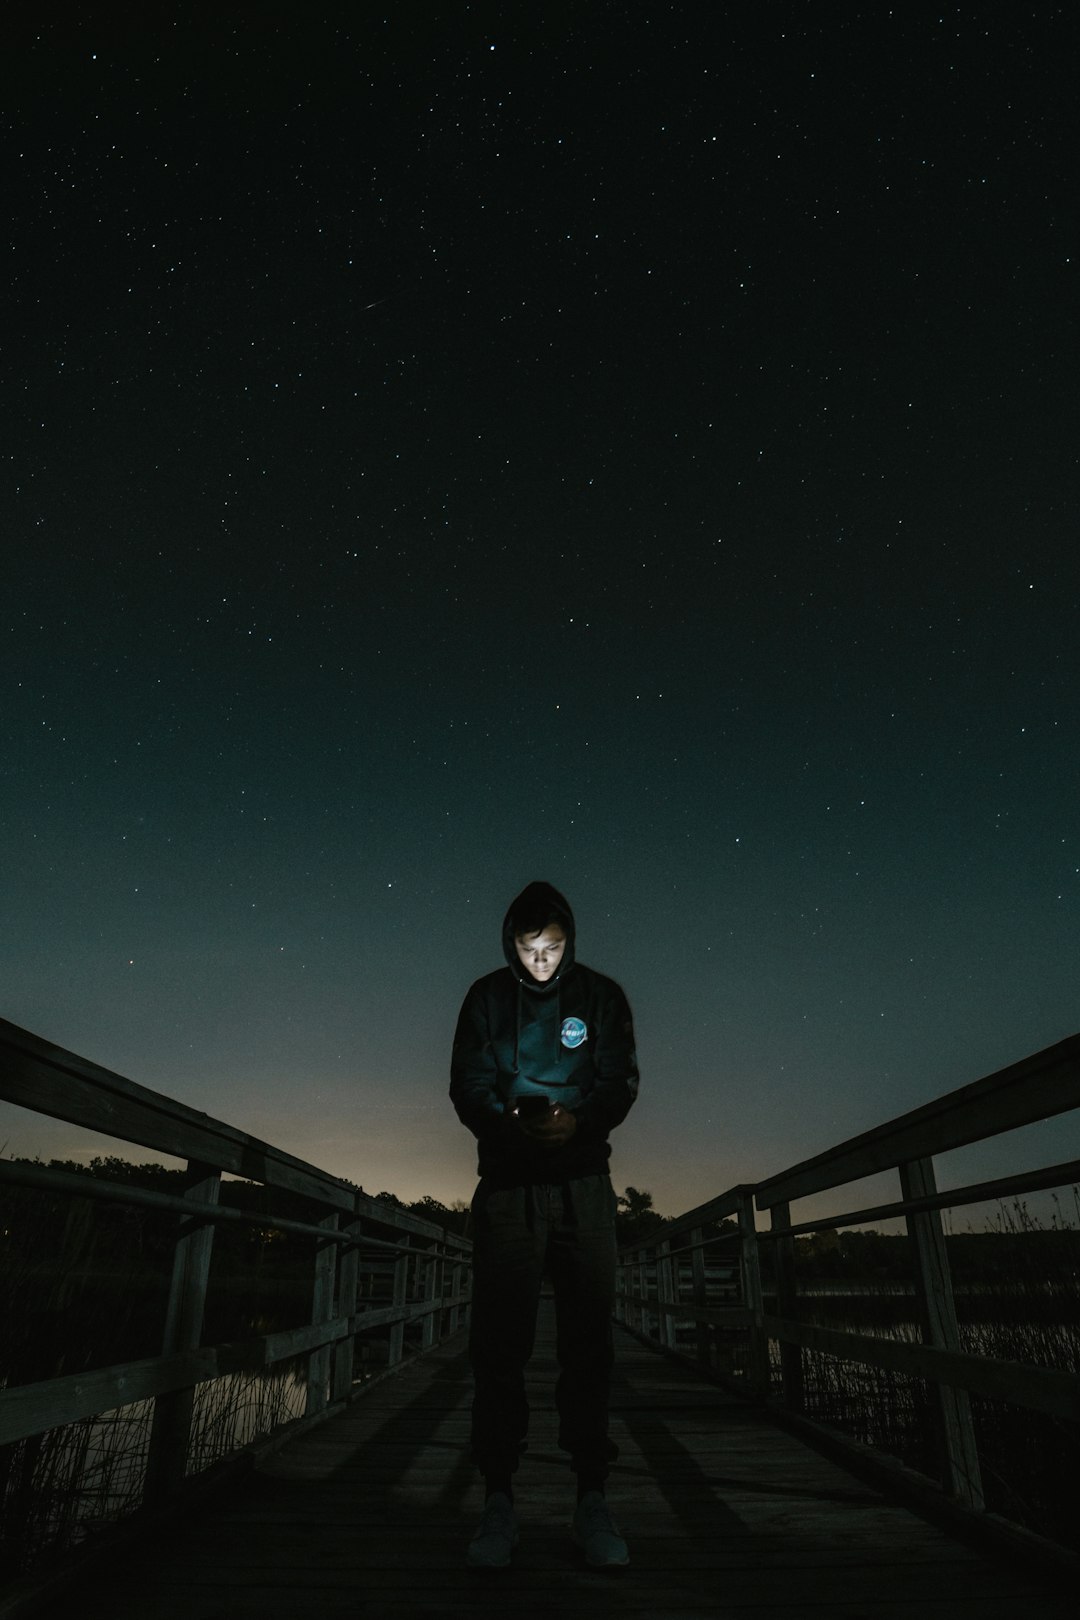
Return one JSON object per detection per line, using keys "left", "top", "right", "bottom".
{"left": 450, "top": 879, "right": 640, "bottom": 1569}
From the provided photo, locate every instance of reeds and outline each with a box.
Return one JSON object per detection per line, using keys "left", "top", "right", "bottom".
{"left": 0, "top": 1166, "right": 315, "bottom": 1576}
{"left": 186, "top": 1367, "right": 307, "bottom": 1475}
{"left": 781, "top": 1191, "right": 1080, "bottom": 1553}
{"left": 1, "top": 1159, "right": 451, "bottom": 1578}
{"left": 0, "top": 1404, "right": 153, "bottom": 1580}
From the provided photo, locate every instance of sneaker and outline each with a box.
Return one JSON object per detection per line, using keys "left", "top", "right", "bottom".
{"left": 467, "top": 1492, "right": 519, "bottom": 1568}
{"left": 571, "top": 1490, "right": 629, "bottom": 1568}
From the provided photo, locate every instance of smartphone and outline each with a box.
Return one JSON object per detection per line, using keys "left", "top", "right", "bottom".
{"left": 512, "top": 1095, "right": 552, "bottom": 1120}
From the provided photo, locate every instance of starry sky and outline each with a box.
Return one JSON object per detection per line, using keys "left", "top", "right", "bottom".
{"left": 3, "top": 5, "right": 1077, "bottom": 1222}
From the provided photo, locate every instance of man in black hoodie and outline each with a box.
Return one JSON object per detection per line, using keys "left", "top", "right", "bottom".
{"left": 450, "top": 880, "right": 640, "bottom": 1569}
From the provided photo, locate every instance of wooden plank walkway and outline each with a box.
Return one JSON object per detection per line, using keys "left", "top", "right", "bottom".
{"left": 36, "top": 1301, "right": 1072, "bottom": 1620}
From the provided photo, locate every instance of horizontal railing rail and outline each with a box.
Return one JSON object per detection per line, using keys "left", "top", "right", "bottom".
{"left": 753, "top": 1033, "right": 1080, "bottom": 1210}
{"left": 760, "top": 1155, "right": 1080, "bottom": 1239}
{"left": 7, "top": 1014, "right": 1079, "bottom": 1574}
{"left": 0, "top": 1156, "right": 470, "bottom": 1258}
{"left": 0, "top": 1015, "right": 471, "bottom": 1568}
{"left": 2, "top": 1016, "right": 400, "bottom": 1210}
{"left": 615, "top": 1032, "right": 1080, "bottom": 1538}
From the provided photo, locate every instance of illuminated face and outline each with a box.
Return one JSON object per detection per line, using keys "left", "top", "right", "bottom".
{"left": 514, "top": 924, "right": 567, "bottom": 983}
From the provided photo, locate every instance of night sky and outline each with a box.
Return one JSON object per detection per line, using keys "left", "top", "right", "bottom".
{"left": 3, "top": 6, "right": 1077, "bottom": 1220}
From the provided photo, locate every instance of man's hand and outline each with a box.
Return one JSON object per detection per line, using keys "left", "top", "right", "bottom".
{"left": 514, "top": 1104, "right": 578, "bottom": 1146}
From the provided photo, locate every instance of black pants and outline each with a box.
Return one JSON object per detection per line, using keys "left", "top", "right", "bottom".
{"left": 468, "top": 1174, "right": 619, "bottom": 1482}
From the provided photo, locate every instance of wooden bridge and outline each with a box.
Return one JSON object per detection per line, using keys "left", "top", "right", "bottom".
{"left": 1, "top": 1018, "right": 1079, "bottom": 1617}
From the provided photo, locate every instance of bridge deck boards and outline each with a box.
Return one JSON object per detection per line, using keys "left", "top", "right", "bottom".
{"left": 38, "top": 1302, "right": 1071, "bottom": 1619}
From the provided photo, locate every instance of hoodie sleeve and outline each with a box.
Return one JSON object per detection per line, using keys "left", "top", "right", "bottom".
{"left": 574, "top": 979, "right": 640, "bottom": 1134}
{"left": 449, "top": 982, "right": 506, "bottom": 1141}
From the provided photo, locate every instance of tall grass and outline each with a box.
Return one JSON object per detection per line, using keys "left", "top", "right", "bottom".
{"left": 0, "top": 1163, "right": 442, "bottom": 1580}
{"left": 1, "top": 1405, "right": 153, "bottom": 1580}
{"left": 1, "top": 1366, "right": 311, "bottom": 1581}
{"left": 0, "top": 1167, "right": 313, "bottom": 1579}
{"left": 186, "top": 1367, "right": 307, "bottom": 1477}
{"left": 781, "top": 1191, "right": 1080, "bottom": 1553}
{"left": 955, "top": 1193, "right": 1080, "bottom": 1548}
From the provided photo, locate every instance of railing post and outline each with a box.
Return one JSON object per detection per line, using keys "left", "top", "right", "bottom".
{"left": 459, "top": 1244, "right": 472, "bottom": 1335}
{"left": 388, "top": 1246, "right": 409, "bottom": 1366}
{"left": 636, "top": 1247, "right": 649, "bottom": 1339}
{"left": 899, "top": 1157, "right": 984, "bottom": 1509}
{"left": 448, "top": 1247, "right": 462, "bottom": 1336}
{"left": 144, "top": 1161, "right": 220, "bottom": 1502}
{"left": 737, "top": 1190, "right": 769, "bottom": 1397}
{"left": 770, "top": 1200, "right": 804, "bottom": 1412}
{"left": 306, "top": 1213, "right": 339, "bottom": 1417}
{"left": 331, "top": 1216, "right": 362, "bottom": 1405}
{"left": 657, "top": 1239, "right": 677, "bottom": 1350}
{"left": 690, "top": 1227, "right": 709, "bottom": 1368}
{"left": 626, "top": 1251, "right": 638, "bottom": 1331}
{"left": 422, "top": 1246, "right": 442, "bottom": 1349}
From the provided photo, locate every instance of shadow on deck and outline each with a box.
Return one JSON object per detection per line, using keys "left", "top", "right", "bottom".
{"left": 33, "top": 1301, "right": 1073, "bottom": 1620}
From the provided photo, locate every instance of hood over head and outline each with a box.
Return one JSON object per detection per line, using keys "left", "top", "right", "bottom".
{"left": 502, "top": 880, "right": 576, "bottom": 994}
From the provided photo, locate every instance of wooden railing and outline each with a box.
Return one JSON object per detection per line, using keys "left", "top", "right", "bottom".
{"left": 615, "top": 1033, "right": 1080, "bottom": 1523}
{"left": 7, "top": 1014, "right": 1078, "bottom": 1568}
{"left": 0, "top": 1016, "right": 470, "bottom": 1519}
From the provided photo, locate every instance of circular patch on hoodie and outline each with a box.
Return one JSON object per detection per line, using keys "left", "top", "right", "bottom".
{"left": 560, "top": 1016, "right": 587, "bottom": 1049}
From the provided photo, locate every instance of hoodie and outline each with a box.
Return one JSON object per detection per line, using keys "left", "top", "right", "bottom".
{"left": 450, "top": 881, "right": 640, "bottom": 1183}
